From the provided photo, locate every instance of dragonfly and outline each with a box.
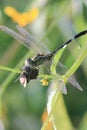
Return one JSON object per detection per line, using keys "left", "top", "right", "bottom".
{"left": 0, "top": 25, "right": 87, "bottom": 90}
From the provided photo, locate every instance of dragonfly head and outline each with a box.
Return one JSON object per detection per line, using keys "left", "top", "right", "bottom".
{"left": 19, "top": 66, "right": 39, "bottom": 87}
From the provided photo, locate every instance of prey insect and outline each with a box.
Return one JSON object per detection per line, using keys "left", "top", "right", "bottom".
{"left": 0, "top": 25, "right": 87, "bottom": 87}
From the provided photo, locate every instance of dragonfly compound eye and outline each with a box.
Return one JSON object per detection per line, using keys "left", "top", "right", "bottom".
{"left": 19, "top": 66, "right": 39, "bottom": 87}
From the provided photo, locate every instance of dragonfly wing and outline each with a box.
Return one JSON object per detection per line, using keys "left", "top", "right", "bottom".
{"left": 16, "top": 25, "right": 50, "bottom": 54}
{"left": 48, "top": 80, "right": 67, "bottom": 95}
{"left": 0, "top": 25, "right": 49, "bottom": 54}
{"left": 56, "top": 79, "right": 67, "bottom": 94}
{"left": 0, "top": 25, "right": 33, "bottom": 50}
{"left": 16, "top": 25, "right": 41, "bottom": 53}
{"left": 59, "top": 84, "right": 67, "bottom": 94}
{"left": 56, "top": 62, "right": 83, "bottom": 91}
{"left": 68, "top": 75, "right": 83, "bottom": 91}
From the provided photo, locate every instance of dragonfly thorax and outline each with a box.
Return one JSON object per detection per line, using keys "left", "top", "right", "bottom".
{"left": 25, "top": 58, "right": 35, "bottom": 68}
{"left": 30, "top": 53, "right": 53, "bottom": 67}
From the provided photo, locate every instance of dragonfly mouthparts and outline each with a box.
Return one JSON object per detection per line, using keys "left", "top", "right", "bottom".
{"left": 19, "top": 64, "right": 39, "bottom": 87}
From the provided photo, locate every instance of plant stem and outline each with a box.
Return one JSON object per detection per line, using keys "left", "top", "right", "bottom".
{"left": 63, "top": 42, "right": 87, "bottom": 81}
{"left": 0, "top": 65, "right": 21, "bottom": 73}
{"left": 0, "top": 96, "right": 1, "bottom": 118}
{"left": 41, "top": 91, "right": 60, "bottom": 130}
{"left": 51, "top": 46, "right": 66, "bottom": 75}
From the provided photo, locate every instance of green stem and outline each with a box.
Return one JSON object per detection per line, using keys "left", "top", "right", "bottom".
{"left": 41, "top": 91, "right": 60, "bottom": 130}
{"left": 64, "top": 42, "right": 87, "bottom": 81}
{"left": 51, "top": 46, "right": 66, "bottom": 75}
{"left": 0, "top": 96, "right": 1, "bottom": 118}
{"left": 0, "top": 65, "right": 21, "bottom": 73}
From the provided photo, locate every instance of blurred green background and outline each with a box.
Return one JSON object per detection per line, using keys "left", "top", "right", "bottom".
{"left": 0, "top": 0, "right": 87, "bottom": 130}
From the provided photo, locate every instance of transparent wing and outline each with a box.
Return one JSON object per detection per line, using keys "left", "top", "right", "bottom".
{"left": 47, "top": 80, "right": 67, "bottom": 114}
{"left": 68, "top": 75, "right": 83, "bottom": 91}
{"left": 48, "top": 79, "right": 67, "bottom": 95}
{"left": 16, "top": 25, "right": 50, "bottom": 54}
{"left": 59, "top": 84, "right": 67, "bottom": 94}
{"left": 0, "top": 25, "right": 50, "bottom": 54}
{"left": 0, "top": 25, "right": 32, "bottom": 50}
{"left": 56, "top": 63, "right": 83, "bottom": 91}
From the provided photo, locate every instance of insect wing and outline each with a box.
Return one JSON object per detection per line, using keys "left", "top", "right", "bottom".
{"left": 59, "top": 84, "right": 67, "bottom": 94}
{"left": 68, "top": 75, "right": 83, "bottom": 91}
{"left": 0, "top": 25, "right": 32, "bottom": 50}
{"left": 48, "top": 80, "right": 67, "bottom": 95}
{"left": 16, "top": 25, "right": 50, "bottom": 54}
{"left": 56, "top": 62, "right": 83, "bottom": 91}
{"left": 16, "top": 25, "right": 42, "bottom": 54}
{"left": 0, "top": 25, "right": 49, "bottom": 54}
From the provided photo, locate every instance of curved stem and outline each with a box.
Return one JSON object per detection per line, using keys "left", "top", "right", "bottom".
{"left": 63, "top": 42, "right": 87, "bottom": 81}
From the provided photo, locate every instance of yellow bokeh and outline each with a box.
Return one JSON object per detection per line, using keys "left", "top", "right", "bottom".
{"left": 4, "top": 6, "right": 39, "bottom": 26}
